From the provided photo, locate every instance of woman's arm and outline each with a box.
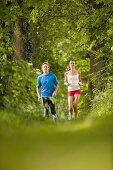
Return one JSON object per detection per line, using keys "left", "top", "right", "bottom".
{"left": 64, "top": 72, "right": 71, "bottom": 86}
{"left": 64, "top": 72, "right": 68, "bottom": 86}
{"left": 78, "top": 71, "right": 85, "bottom": 86}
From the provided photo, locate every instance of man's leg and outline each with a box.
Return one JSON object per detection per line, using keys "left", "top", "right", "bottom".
{"left": 48, "top": 99, "right": 57, "bottom": 121}
{"left": 41, "top": 97, "right": 49, "bottom": 118}
{"left": 44, "top": 108, "right": 49, "bottom": 118}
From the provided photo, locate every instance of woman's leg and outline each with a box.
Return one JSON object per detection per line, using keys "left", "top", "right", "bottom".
{"left": 73, "top": 94, "right": 81, "bottom": 120}
{"left": 68, "top": 96, "right": 74, "bottom": 120}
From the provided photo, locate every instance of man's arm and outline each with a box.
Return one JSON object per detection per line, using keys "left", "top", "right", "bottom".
{"left": 52, "top": 84, "right": 59, "bottom": 98}
{"left": 36, "top": 88, "right": 41, "bottom": 100}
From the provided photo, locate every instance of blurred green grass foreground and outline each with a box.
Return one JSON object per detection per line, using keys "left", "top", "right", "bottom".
{"left": 0, "top": 110, "right": 113, "bottom": 170}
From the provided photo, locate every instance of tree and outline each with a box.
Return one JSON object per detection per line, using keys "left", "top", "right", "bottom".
{"left": 1, "top": 0, "right": 113, "bottom": 96}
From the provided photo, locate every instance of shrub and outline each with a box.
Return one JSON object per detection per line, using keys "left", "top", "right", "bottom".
{"left": 90, "top": 85, "right": 113, "bottom": 118}
{"left": 0, "top": 59, "right": 40, "bottom": 112}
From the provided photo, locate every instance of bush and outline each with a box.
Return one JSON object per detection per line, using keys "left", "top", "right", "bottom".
{"left": 90, "top": 85, "right": 113, "bottom": 118}
{"left": 0, "top": 59, "right": 40, "bottom": 112}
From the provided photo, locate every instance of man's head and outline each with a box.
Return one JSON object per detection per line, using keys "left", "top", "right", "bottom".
{"left": 42, "top": 62, "right": 50, "bottom": 74}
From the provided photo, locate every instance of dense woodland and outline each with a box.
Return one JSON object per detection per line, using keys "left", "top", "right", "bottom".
{"left": 0, "top": 0, "right": 113, "bottom": 118}
{"left": 0, "top": 1, "right": 113, "bottom": 170}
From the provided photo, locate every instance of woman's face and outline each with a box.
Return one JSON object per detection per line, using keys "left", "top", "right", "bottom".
{"left": 69, "top": 61, "right": 75, "bottom": 67}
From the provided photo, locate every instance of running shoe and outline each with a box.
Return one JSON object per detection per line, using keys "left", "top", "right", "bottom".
{"left": 53, "top": 114, "right": 57, "bottom": 121}
{"left": 68, "top": 113, "right": 72, "bottom": 120}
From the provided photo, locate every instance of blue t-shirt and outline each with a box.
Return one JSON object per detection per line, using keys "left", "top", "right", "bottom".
{"left": 37, "top": 73, "right": 59, "bottom": 98}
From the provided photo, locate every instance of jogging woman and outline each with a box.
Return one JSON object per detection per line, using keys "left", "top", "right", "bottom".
{"left": 64, "top": 60, "right": 84, "bottom": 120}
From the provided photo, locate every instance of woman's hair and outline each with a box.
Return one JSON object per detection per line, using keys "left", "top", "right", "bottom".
{"left": 66, "top": 65, "right": 70, "bottom": 71}
{"left": 42, "top": 62, "right": 50, "bottom": 71}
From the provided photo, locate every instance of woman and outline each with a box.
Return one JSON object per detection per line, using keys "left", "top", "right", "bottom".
{"left": 64, "top": 60, "right": 84, "bottom": 120}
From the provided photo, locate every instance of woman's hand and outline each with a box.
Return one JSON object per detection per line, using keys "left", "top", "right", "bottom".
{"left": 67, "top": 83, "right": 71, "bottom": 86}
{"left": 79, "top": 82, "right": 85, "bottom": 86}
{"left": 64, "top": 82, "right": 71, "bottom": 86}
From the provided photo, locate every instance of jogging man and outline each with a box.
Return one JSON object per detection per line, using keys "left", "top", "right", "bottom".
{"left": 36, "top": 62, "right": 59, "bottom": 121}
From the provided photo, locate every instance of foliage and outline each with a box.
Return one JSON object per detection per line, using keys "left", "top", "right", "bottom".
{"left": 90, "top": 83, "right": 113, "bottom": 118}
{"left": 0, "top": 0, "right": 113, "bottom": 120}
{"left": 0, "top": 2, "right": 113, "bottom": 169}
{"left": 0, "top": 59, "right": 39, "bottom": 112}
{"left": 26, "top": 0, "right": 113, "bottom": 91}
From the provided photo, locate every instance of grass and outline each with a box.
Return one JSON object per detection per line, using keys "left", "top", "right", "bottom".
{"left": 0, "top": 109, "right": 113, "bottom": 170}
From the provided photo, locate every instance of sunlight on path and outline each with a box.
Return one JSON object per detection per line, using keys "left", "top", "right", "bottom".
{"left": 55, "top": 118, "right": 93, "bottom": 132}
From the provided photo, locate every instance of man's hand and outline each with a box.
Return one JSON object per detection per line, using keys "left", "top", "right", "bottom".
{"left": 52, "top": 91, "right": 56, "bottom": 98}
{"left": 38, "top": 96, "right": 41, "bottom": 101}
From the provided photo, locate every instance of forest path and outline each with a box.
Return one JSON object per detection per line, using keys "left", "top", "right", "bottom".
{"left": 0, "top": 113, "right": 112, "bottom": 170}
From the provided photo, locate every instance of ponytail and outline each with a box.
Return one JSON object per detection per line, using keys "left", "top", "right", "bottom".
{"left": 66, "top": 66, "right": 70, "bottom": 71}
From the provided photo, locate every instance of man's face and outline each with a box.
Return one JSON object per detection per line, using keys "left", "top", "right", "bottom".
{"left": 42, "top": 64, "right": 49, "bottom": 73}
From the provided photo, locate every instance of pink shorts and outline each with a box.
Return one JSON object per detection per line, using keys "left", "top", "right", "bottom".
{"left": 68, "top": 89, "right": 81, "bottom": 96}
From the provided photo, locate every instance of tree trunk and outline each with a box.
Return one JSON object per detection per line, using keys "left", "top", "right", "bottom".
{"left": 89, "top": 40, "right": 105, "bottom": 96}
{"left": 88, "top": 0, "right": 105, "bottom": 96}
{"left": 13, "top": 18, "right": 24, "bottom": 60}
{"left": 30, "top": 21, "right": 40, "bottom": 49}
{"left": 89, "top": 54, "right": 104, "bottom": 96}
{"left": 30, "top": 21, "right": 40, "bottom": 67}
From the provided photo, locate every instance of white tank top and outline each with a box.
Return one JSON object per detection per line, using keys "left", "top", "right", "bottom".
{"left": 68, "top": 74, "right": 80, "bottom": 91}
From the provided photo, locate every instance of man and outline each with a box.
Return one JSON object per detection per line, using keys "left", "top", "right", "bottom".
{"left": 36, "top": 62, "right": 59, "bottom": 121}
